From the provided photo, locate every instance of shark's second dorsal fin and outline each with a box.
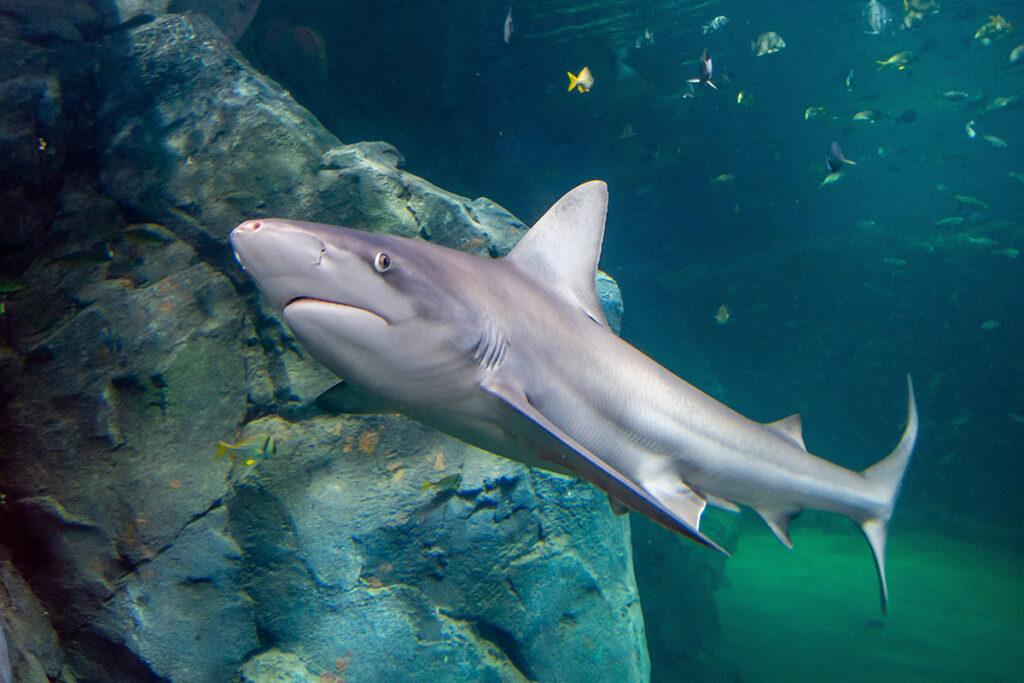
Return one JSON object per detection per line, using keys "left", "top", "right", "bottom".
{"left": 767, "top": 414, "right": 806, "bottom": 451}
{"left": 506, "top": 181, "right": 610, "bottom": 328}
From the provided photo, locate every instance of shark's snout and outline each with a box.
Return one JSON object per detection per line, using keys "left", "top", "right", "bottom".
{"left": 230, "top": 219, "right": 337, "bottom": 312}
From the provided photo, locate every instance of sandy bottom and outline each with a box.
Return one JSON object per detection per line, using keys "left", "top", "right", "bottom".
{"left": 716, "top": 517, "right": 1024, "bottom": 682}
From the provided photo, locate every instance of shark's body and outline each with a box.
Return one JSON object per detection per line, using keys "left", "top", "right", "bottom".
{"left": 230, "top": 181, "right": 917, "bottom": 612}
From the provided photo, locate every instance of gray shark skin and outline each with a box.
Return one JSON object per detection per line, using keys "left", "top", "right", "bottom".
{"left": 230, "top": 181, "right": 917, "bottom": 613}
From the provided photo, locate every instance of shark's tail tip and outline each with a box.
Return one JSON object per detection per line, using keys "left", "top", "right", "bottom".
{"left": 860, "top": 375, "right": 919, "bottom": 613}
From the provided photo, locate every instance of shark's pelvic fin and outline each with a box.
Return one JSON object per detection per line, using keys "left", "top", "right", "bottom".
{"left": 315, "top": 380, "right": 396, "bottom": 415}
{"left": 483, "top": 375, "right": 724, "bottom": 552}
{"left": 859, "top": 375, "right": 918, "bottom": 615}
{"left": 505, "top": 181, "right": 610, "bottom": 328}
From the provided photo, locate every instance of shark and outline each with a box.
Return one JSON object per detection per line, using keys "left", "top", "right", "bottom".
{"left": 230, "top": 181, "right": 917, "bottom": 612}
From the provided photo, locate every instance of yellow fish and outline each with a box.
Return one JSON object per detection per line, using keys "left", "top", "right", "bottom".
{"left": 567, "top": 67, "right": 594, "bottom": 93}
{"left": 711, "top": 174, "right": 735, "bottom": 185}
{"left": 821, "top": 171, "right": 844, "bottom": 186}
{"left": 974, "top": 15, "right": 1012, "bottom": 42}
{"left": 713, "top": 303, "right": 731, "bottom": 325}
{"left": 215, "top": 434, "right": 276, "bottom": 465}
{"left": 982, "top": 95, "right": 1019, "bottom": 113}
{"left": 876, "top": 51, "right": 912, "bottom": 69}
{"left": 419, "top": 473, "right": 462, "bottom": 492}
{"left": 804, "top": 106, "right": 827, "bottom": 120}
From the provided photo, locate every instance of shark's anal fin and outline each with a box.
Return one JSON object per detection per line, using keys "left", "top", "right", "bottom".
{"left": 608, "top": 495, "right": 629, "bottom": 515}
{"left": 483, "top": 377, "right": 724, "bottom": 553}
{"left": 315, "top": 380, "right": 396, "bottom": 415}
{"left": 756, "top": 507, "right": 798, "bottom": 548}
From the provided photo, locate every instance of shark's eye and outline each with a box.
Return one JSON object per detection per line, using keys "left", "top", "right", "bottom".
{"left": 373, "top": 252, "right": 392, "bottom": 273}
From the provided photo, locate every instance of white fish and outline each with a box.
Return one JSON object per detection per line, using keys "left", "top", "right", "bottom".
{"left": 965, "top": 120, "right": 977, "bottom": 138}
{"left": 503, "top": 7, "right": 513, "bottom": 44}
{"left": 865, "top": 0, "right": 893, "bottom": 35}
{"left": 982, "top": 134, "right": 1007, "bottom": 148}
{"left": 702, "top": 16, "right": 729, "bottom": 34}
{"left": 752, "top": 32, "right": 786, "bottom": 57}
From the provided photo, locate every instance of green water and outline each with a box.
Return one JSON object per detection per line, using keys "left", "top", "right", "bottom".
{"left": 718, "top": 516, "right": 1024, "bottom": 682}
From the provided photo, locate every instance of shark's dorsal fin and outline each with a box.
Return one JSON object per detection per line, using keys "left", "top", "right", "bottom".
{"left": 767, "top": 414, "right": 806, "bottom": 451}
{"left": 506, "top": 181, "right": 610, "bottom": 328}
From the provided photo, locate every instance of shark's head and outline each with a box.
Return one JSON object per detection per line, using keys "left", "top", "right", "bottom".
{"left": 230, "top": 219, "right": 483, "bottom": 405}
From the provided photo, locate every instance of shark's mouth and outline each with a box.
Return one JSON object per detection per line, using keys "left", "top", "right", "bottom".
{"left": 284, "top": 297, "right": 390, "bottom": 325}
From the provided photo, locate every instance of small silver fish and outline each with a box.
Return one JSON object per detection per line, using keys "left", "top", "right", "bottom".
{"left": 982, "top": 134, "right": 1007, "bottom": 148}
{"left": 635, "top": 27, "right": 654, "bottom": 49}
{"left": 503, "top": 7, "right": 513, "bottom": 44}
{"left": 1011, "top": 44, "right": 1024, "bottom": 65}
{"left": 702, "top": 16, "right": 729, "bottom": 34}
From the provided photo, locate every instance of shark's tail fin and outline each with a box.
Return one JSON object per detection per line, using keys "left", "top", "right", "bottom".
{"left": 859, "top": 375, "right": 918, "bottom": 614}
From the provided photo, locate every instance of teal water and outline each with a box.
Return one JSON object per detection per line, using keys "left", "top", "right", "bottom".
{"left": 241, "top": 0, "right": 1024, "bottom": 680}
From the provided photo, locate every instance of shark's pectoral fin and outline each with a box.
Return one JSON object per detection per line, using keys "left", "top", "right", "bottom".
{"left": 483, "top": 377, "right": 724, "bottom": 553}
{"left": 315, "top": 380, "right": 397, "bottom": 415}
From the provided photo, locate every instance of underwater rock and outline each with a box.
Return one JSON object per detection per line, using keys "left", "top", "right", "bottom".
{"left": 0, "top": 548, "right": 65, "bottom": 683}
{"left": 241, "top": 649, "right": 320, "bottom": 682}
{"left": 109, "top": 507, "right": 257, "bottom": 682}
{"left": 225, "top": 416, "right": 649, "bottom": 681}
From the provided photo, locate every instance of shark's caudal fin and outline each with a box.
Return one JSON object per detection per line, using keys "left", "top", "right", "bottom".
{"left": 859, "top": 375, "right": 919, "bottom": 614}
